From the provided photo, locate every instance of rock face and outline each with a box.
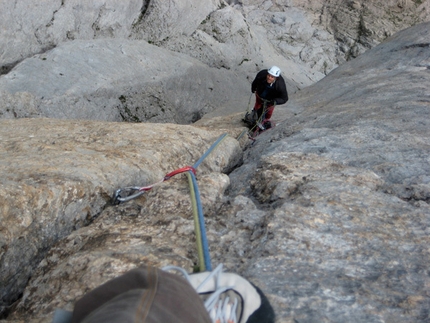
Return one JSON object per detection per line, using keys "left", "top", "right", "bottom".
{"left": 0, "top": 118, "right": 246, "bottom": 318}
{"left": 224, "top": 21, "right": 430, "bottom": 322}
{"left": 130, "top": 0, "right": 222, "bottom": 42}
{"left": 0, "top": 0, "right": 221, "bottom": 73}
{"left": 1, "top": 22, "right": 429, "bottom": 322}
{"left": 1, "top": 1, "right": 429, "bottom": 124}
{"left": 0, "top": 39, "right": 248, "bottom": 123}
{"left": 229, "top": 0, "right": 430, "bottom": 83}
{"left": 2, "top": 0, "right": 428, "bottom": 77}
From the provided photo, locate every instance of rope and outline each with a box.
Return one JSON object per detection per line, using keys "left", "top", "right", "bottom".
{"left": 188, "top": 133, "right": 228, "bottom": 271}
{"left": 236, "top": 129, "right": 248, "bottom": 140}
{"left": 246, "top": 92, "right": 253, "bottom": 113}
{"left": 186, "top": 172, "right": 205, "bottom": 271}
{"left": 193, "top": 133, "right": 228, "bottom": 169}
{"left": 112, "top": 133, "right": 229, "bottom": 272}
{"left": 187, "top": 172, "right": 211, "bottom": 271}
{"left": 113, "top": 101, "right": 270, "bottom": 270}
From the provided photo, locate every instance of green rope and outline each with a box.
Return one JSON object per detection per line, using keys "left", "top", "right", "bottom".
{"left": 237, "top": 129, "right": 248, "bottom": 140}
{"left": 186, "top": 172, "right": 206, "bottom": 272}
{"left": 187, "top": 133, "right": 229, "bottom": 272}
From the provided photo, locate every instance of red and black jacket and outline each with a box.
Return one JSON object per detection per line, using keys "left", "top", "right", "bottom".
{"left": 251, "top": 69, "right": 289, "bottom": 105}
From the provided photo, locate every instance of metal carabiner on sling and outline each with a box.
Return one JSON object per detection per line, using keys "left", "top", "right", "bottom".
{"left": 111, "top": 187, "right": 147, "bottom": 205}
{"left": 111, "top": 166, "right": 196, "bottom": 205}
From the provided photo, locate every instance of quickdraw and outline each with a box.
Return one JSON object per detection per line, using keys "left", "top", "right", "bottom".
{"left": 112, "top": 166, "right": 196, "bottom": 205}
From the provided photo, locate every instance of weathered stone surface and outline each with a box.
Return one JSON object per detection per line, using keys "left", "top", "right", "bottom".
{"left": 224, "top": 21, "right": 430, "bottom": 322}
{"left": 1, "top": 1, "right": 428, "bottom": 126}
{"left": 158, "top": 4, "right": 319, "bottom": 92}
{"left": 130, "top": 0, "right": 222, "bottom": 42}
{"left": 0, "top": 0, "right": 220, "bottom": 73}
{"left": 240, "top": 0, "right": 430, "bottom": 73}
{"left": 7, "top": 169, "right": 232, "bottom": 323}
{"left": 0, "top": 39, "right": 249, "bottom": 123}
{"left": 1, "top": 12, "right": 430, "bottom": 323}
{"left": 226, "top": 153, "right": 429, "bottom": 322}
{"left": 2, "top": 0, "right": 429, "bottom": 92}
{"left": 0, "top": 118, "right": 245, "bottom": 317}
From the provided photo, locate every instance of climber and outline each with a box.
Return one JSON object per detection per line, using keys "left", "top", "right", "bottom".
{"left": 249, "top": 66, "right": 288, "bottom": 130}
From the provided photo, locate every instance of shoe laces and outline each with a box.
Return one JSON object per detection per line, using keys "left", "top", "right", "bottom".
{"left": 163, "top": 264, "right": 239, "bottom": 323}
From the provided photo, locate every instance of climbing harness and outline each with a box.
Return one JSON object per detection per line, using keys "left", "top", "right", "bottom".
{"left": 112, "top": 133, "right": 229, "bottom": 272}
{"left": 242, "top": 93, "right": 275, "bottom": 141}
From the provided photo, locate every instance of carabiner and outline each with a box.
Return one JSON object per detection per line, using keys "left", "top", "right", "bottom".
{"left": 111, "top": 187, "right": 146, "bottom": 205}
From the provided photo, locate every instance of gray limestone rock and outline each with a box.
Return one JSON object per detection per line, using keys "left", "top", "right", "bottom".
{"left": 0, "top": 39, "right": 249, "bottom": 123}
{"left": 2, "top": 0, "right": 429, "bottom": 89}
{"left": 0, "top": 0, "right": 220, "bottom": 74}
{"left": 0, "top": 0, "right": 142, "bottom": 73}
{"left": 0, "top": 118, "right": 245, "bottom": 317}
{"left": 235, "top": 0, "right": 429, "bottom": 77}
{"left": 225, "top": 21, "right": 430, "bottom": 322}
{"left": 1, "top": 9, "right": 430, "bottom": 323}
{"left": 130, "top": 0, "right": 222, "bottom": 42}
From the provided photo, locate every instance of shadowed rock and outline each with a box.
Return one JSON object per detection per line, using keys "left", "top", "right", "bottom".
{"left": 0, "top": 39, "right": 249, "bottom": 123}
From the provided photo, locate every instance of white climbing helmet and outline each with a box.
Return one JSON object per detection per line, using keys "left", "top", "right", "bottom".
{"left": 268, "top": 66, "right": 281, "bottom": 77}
